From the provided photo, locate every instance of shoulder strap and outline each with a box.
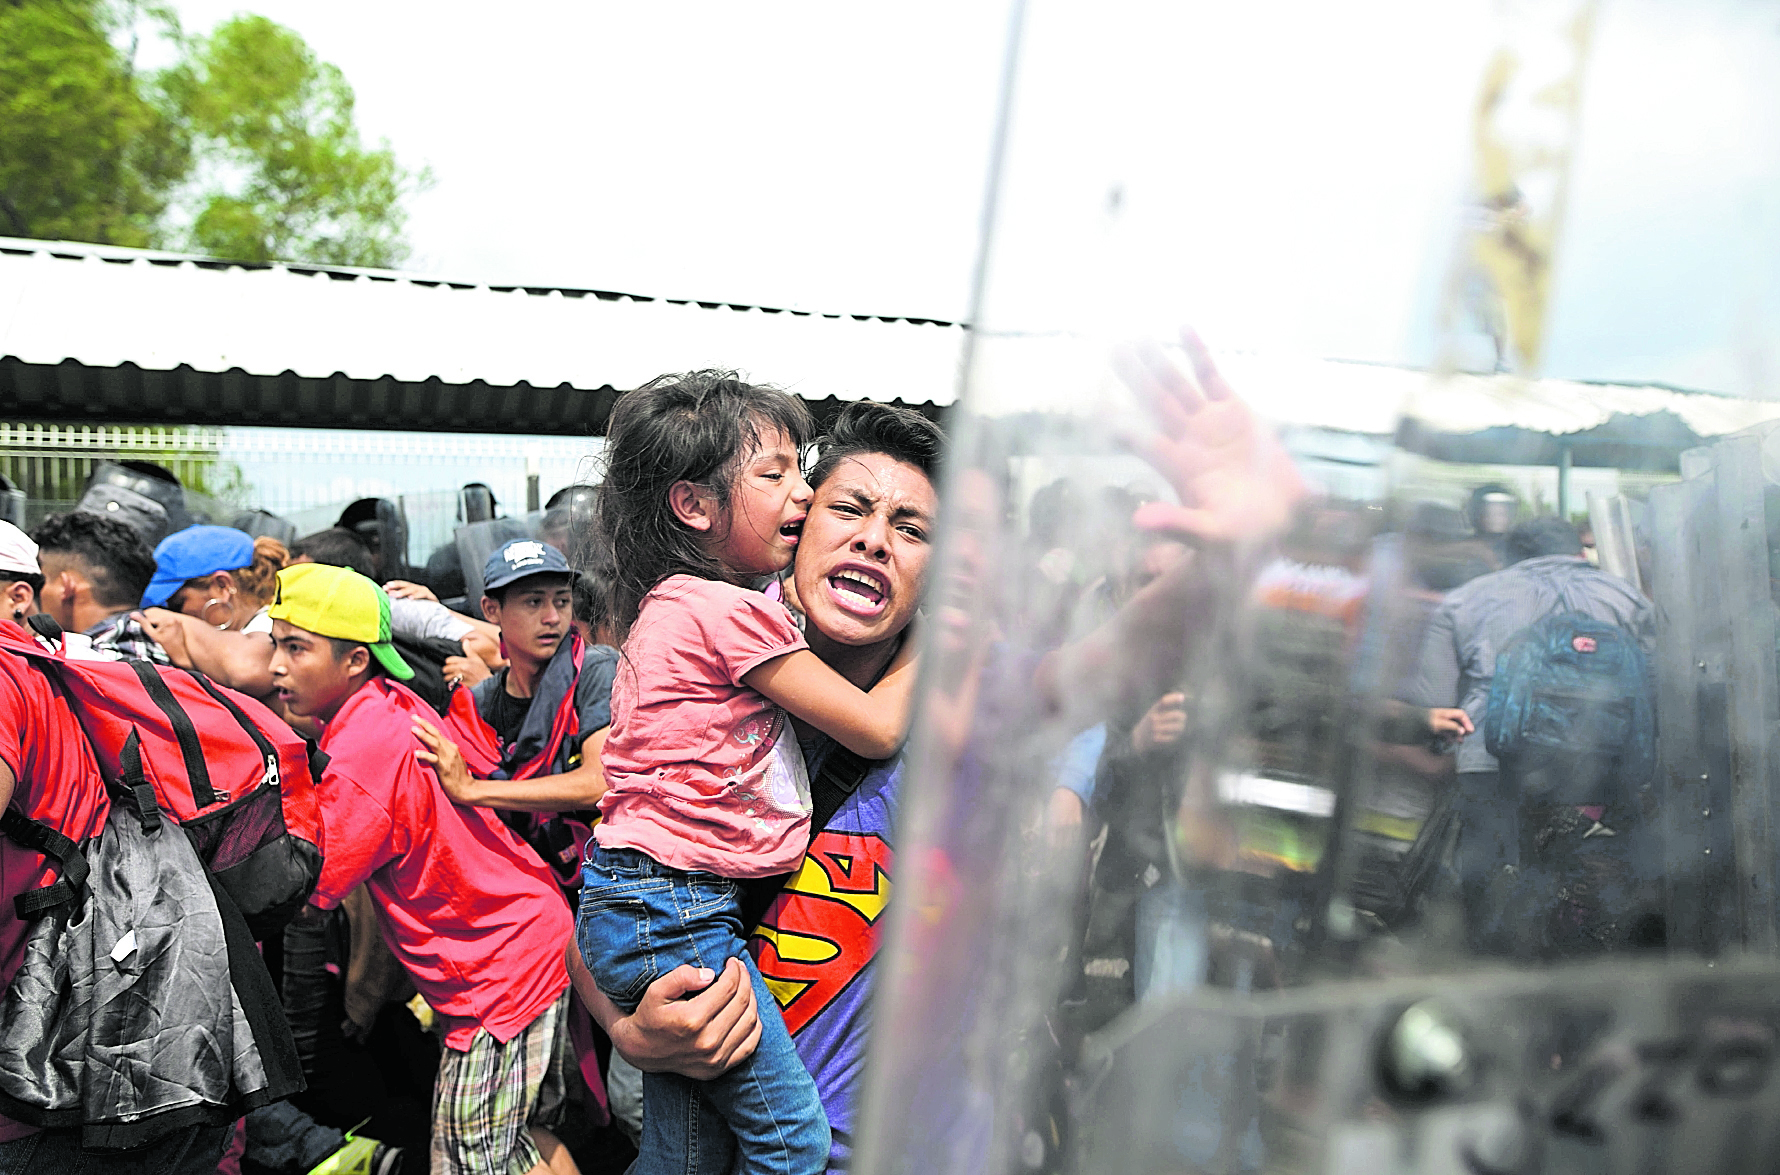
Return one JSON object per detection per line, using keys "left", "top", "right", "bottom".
{"left": 0, "top": 809, "right": 90, "bottom": 918}
{"left": 809, "top": 746, "right": 877, "bottom": 840}
{"left": 509, "top": 633, "right": 585, "bottom": 781}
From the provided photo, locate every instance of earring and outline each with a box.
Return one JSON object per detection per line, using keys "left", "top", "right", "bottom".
{"left": 200, "top": 597, "right": 234, "bottom": 631}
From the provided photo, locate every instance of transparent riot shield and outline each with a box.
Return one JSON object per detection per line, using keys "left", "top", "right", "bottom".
{"left": 857, "top": 3, "right": 1780, "bottom": 1174}
{"left": 454, "top": 515, "right": 541, "bottom": 605}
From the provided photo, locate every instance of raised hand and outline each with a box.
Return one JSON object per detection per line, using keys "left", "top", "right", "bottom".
{"left": 1114, "top": 327, "right": 1305, "bottom": 544}
{"left": 412, "top": 716, "right": 476, "bottom": 804}
{"left": 383, "top": 580, "right": 439, "bottom": 602}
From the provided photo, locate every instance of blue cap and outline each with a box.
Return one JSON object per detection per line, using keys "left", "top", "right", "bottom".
{"left": 143, "top": 525, "right": 257, "bottom": 608}
{"left": 483, "top": 538, "right": 576, "bottom": 594}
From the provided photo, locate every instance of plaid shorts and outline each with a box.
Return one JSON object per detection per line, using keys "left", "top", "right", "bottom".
{"left": 430, "top": 993, "right": 573, "bottom": 1175}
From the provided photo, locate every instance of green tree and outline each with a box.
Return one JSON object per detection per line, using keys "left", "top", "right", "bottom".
{"left": 175, "top": 14, "right": 425, "bottom": 268}
{"left": 0, "top": 4, "right": 420, "bottom": 267}
{"left": 0, "top": 0, "right": 188, "bottom": 245}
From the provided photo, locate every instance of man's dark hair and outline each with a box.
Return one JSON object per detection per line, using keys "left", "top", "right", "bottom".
{"left": 0, "top": 570, "right": 44, "bottom": 595}
{"left": 809, "top": 402, "right": 945, "bottom": 492}
{"left": 596, "top": 370, "right": 814, "bottom": 635}
{"left": 31, "top": 511, "right": 156, "bottom": 609}
{"left": 291, "top": 528, "right": 377, "bottom": 579}
{"left": 1506, "top": 516, "right": 1584, "bottom": 563}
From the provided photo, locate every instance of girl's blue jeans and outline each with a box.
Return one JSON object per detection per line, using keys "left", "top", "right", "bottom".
{"left": 577, "top": 845, "right": 829, "bottom": 1175}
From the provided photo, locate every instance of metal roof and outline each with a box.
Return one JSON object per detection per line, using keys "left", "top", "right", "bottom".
{"left": 0, "top": 238, "right": 964, "bottom": 434}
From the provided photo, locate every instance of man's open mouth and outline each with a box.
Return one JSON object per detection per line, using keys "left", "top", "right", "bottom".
{"left": 826, "top": 565, "right": 890, "bottom": 616}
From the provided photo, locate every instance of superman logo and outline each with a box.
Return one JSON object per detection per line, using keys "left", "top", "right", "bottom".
{"left": 751, "top": 830, "right": 892, "bottom": 1035}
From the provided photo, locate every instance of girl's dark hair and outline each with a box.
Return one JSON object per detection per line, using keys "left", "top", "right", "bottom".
{"left": 573, "top": 559, "right": 616, "bottom": 641}
{"left": 596, "top": 370, "right": 813, "bottom": 635}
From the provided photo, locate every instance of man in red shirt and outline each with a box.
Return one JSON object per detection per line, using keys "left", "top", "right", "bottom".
{"left": 266, "top": 565, "right": 578, "bottom": 1175}
{"left": 0, "top": 628, "right": 231, "bottom": 1172}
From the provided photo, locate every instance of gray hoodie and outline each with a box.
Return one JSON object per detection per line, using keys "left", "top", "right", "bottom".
{"left": 1404, "top": 554, "right": 1655, "bottom": 775}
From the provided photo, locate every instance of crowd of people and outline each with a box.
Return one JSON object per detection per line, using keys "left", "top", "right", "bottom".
{"left": 0, "top": 372, "right": 958, "bottom": 1175}
{"left": 0, "top": 349, "right": 1670, "bottom": 1175}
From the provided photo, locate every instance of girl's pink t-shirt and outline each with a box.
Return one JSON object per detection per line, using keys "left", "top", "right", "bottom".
{"left": 595, "top": 575, "right": 814, "bottom": 878}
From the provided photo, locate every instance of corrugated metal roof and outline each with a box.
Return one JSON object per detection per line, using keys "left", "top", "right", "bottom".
{"left": 0, "top": 238, "right": 965, "bottom": 433}
{"left": 11, "top": 235, "right": 1777, "bottom": 459}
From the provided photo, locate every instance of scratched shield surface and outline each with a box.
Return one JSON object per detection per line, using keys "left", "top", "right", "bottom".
{"left": 857, "top": 3, "right": 1780, "bottom": 1174}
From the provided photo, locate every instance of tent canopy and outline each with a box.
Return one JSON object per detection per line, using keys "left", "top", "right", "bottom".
{"left": 0, "top": 238, "right": 963, "bottom": 434}
{"left": 8, "top": 235, "right": 1774, "bottom": 465}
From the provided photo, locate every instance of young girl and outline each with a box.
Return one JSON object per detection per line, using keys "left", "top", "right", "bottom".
{"left": 579, "top": 372, "right": 918, "bottom": 1175}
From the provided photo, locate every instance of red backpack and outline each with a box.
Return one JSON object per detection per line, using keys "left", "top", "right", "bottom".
{"left": 0, "top": 619, "right": 324, "bottom": 938}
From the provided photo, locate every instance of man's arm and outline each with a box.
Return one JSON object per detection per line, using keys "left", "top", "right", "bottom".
{"left": 308, "top": 776, "right": 400, "bottom": 913}
{"left": 467, "top": 729, "right": 609, "bottom": 812}
{"left": 565, "top": 943, "right": 761, "bottom": 1079}
{"left": 462, "top": 629, "right": 505, "bottom": 669}
{"left": 414, "top": 723, "right": 609, "bottom": 812}
{"left": 136, "top": 608, "right": 276, "bottom": 697}
{"left": 745, "top": 638, "right": 918, "bottom": 761}
{"left": 1402, "top": 602, "right": 1464, "bottom": 711}
{"left": 1035, "top": 330, "right": 1304, "bottom": 728}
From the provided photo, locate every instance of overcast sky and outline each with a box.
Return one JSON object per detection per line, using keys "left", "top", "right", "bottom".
{"left": 165, "top": 0, "right": 1780, "bottom": 396}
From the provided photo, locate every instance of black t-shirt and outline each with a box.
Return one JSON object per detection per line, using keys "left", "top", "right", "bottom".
{"left": 488, "top": 684, "right": 534, "bottom": 750}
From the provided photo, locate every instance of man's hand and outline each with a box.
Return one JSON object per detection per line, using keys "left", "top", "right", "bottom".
{"left": 443, "top": 652, "right": 491, "bottom": 689}
{"left": 412, "top": 716, "right": 479, "bottom": 805}
{"left": 134, "top": 608, "right": 192, "bottom": 668}
{"left": 1132, "top": 691, "right": 1188, "bottom": 753}
{"left": 568, "top": 943, "right": 761, "bottom": 1079}
{"left": 615, "top": 959, "right": 762, "bottom": 1078}
{"left": 1114, "top": 328, "right": 1305, "bottom": 544}
{"left": 383, "top": 580, "right": 439, "bottom": 603}
{"left": 1427, "top": 707, "right": 1475, "bottom": 738}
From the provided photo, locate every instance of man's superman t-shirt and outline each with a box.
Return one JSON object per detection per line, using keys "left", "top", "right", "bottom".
{"left": 750, "top": 755, "right": 900, "bottom": 1174}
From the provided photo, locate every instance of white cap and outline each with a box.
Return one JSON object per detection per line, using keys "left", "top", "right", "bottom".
{"left": 0, "top": 521, "right": 39, "bottom": 579}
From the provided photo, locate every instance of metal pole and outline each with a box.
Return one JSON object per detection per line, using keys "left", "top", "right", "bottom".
{"left": 1557, "top": 443, "right": 1573, "bottom": 518}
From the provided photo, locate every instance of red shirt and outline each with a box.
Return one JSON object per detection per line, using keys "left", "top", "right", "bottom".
{"left": 310, "top": 677, "right": 570, "bottom": 1050}
{"left": 597, "top": 576, "right": 813, "bottom": 878}
{"left": 0, "top": 642, "right": 110, "bottom": 1141}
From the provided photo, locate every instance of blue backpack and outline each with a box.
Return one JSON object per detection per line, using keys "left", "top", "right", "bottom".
{"left": 1483, "top": 609, "right": 1655, "bottom": 801}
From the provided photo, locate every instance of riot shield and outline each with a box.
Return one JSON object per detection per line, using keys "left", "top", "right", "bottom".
{"left": 454, "top": 515, "right": 540, "bottom": 606}
{"left": 76, "top": 459, "right": 195, "bottom": 544}
{"left": 0, "top": 475, "right": 24, "bottom": 529}
{"left": 337, "top": 497, "right": 412, "bottom": 584}
{"left": 229, "top": 508, "right": 298, "bottom": 546}
{"left": 856, "top": 4, "right": 1780, "bottom": 1174}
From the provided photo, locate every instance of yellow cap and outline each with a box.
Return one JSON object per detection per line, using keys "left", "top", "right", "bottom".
{"left": 269, "top": 563, "right": 414, "bottom": 681}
